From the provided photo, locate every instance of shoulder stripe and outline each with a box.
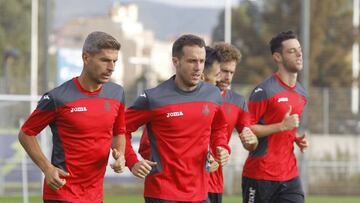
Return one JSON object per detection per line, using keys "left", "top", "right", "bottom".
{"left": 49, "top": 80, "right": 125, "bottom": 107}
{"left": 143, "top": 78, "right": 223, "bottom": 109}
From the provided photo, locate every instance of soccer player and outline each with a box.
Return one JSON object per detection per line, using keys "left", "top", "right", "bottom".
{"left": 125, "top": 34, "right": 231, "bottom": 203}
{"left": 136, "top": 46, "right": 224, "bottom": 173}
{"left": 242, "top": 30, "right": 309, "bottom": 203}
{"left": 18, "top": 31, "right": 126, "bottom": 203}
{"left": 207, "top": 42, "right": 258, "bottom": 203}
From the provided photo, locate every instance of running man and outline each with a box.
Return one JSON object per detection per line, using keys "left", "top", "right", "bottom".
{"left": 137, "top": 46, "right": 224, "bottom": 168}
{"left": 18, "top": 31, "right": 126, "bottom": 203}
{"left": 125, "top": 34, "right": 230, "bottom": 203}
{"left": 207, "top": 42, "right": 258, "bottom": 203}
{"left": 242, "top": 30, "right": 309, "bottom": 203}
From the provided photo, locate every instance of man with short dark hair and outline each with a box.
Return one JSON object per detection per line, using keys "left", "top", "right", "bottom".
{"left": 242, "top": 30, "right": 309, "bottom": 203}
{"left": 201, "top": 46, "right": 223, "bottom": 85}
{"left": 137, "top": 46, "right": 224, "bottom": 167}
{"left": 207, "top": 42, "right": 258, "bottom": 203}
{"left": 125, "top": 34, "right": 230, "bottom": 203}
{"left": 19, "top": 31, "right": 126, "bottom": 203}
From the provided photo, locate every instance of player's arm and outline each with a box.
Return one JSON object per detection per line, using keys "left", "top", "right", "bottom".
{"left": 239, "top": 127, "right": 258, "bottom": 151}
{"left": 19, "top": 130, "right": 69, "bottom": 190}
{"left": 247, "top": 86, "right": 299, "bottom": 138}
{"left": 211, "top": 106, "right": 231, "bottom": 166}
{"left": 250, "top": 105, "right": 299, "bottom": 138}
{"left": 125, "top": 93, "right": 156, "bottom": 178}
{"left": 138, "top": 127, "right": 151, "bottom": 159}
{"left": 294, "top": 132, "right": 309, "bottom": 153}
{"left": 125, "top": 109, "right": 150, "bottom": 169}
{"left": 236, "top": 101, "right": 258, "bottom": 151}
{"left": 125, "top": 110, "right": 157, "bottom": 179}
{"left": 208, "top": 153, "right": 219, "bottom": 172}
{"left": 247, "top": 87, "right": 273, "bottom": 138}
{"left": 110, "top": 90, "right": 127, "bottom": 173}
{"left": 112, "top": 134, "right": 126, "bottom": 155}
{"left": 124, "top": 131, "right": 139, "bottom": 168}
{"left": 19, "top": 93, "right": 68, "bottom": 190}
{"left": 110, "top": 134, "right": 126, "bottom": 173}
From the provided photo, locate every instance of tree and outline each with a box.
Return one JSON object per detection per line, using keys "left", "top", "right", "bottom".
{"left": 212, "top": 0, "right": 353, "bottom": 88}
{"left": 0, "top": 0, "right": 52, "bottom": 94}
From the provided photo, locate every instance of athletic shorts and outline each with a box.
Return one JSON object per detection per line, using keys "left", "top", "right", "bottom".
{"left": 242, "top": 176, "right": 304, "bottom": 203}
{"left": 145, "top": 197, "right": 210, "bottom": 203}
{"left": 208, "top": 192, "right": 222, "bottom": 203}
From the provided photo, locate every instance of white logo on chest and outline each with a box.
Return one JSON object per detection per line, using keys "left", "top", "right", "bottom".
{"left": 42, "top": 95, "right": 50, "bottom": 100}
{"left": 166, "top": 111, "right": 184, "bottom": 118}
{"left": 277, "top": 97, "right": 289, "bottom": 103}
{"left": 70, "top": 107, "right": 88, "bottom": 113}
{"left": 254, "top": 87, "right": 263, "bottom": 93}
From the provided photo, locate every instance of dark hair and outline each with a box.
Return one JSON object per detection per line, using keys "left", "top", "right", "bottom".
{"left": 204, "top": 46, "right": 223, "bottom": 72}
{"left": 213, "top": 42, "right": 241, "bottom": 63}
{"left": 83, "top": 31, "right": 121, "bottom": 55}
{"left": 269, "top": 30, "right": 298, "bottom": 54}
{"left": 172, "top": 34, "right": 205, "bottom": 58}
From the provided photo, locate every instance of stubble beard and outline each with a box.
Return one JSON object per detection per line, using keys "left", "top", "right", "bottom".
{"left": 284, "top": 60, "right": 302, "bottom": 73}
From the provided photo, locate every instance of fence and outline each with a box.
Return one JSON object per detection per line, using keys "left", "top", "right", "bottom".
{"left": 1, "top": 86, "right": 360, "bottom": 196}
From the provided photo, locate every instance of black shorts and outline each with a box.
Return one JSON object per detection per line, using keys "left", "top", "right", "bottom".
{"left": 208, "top": 192, "right": 222, "bottom": 203}
{"left": 242, "top": 176, "right": 304, "bottom": 203}
{"left": 145, "top": 197, "right": 210, "bottom": 203}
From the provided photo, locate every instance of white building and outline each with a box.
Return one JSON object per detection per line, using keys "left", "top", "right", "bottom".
{"left": 53, "top": 2, "right": 174, "bottom": 102}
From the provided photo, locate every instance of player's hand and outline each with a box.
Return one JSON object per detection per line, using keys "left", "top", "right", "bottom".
{"left": 131, "top": 160, "right": 157, "bottom": 179}
{"left": 239, "top": 127, "right": 258, "bottom": 151}
{"left": 280, "top": 106, "right": 299, "bottom": 131}
{"left": 216, "top": 147, "right": 230, "bottom": 166}
{"left": 208, "top": 154, "right": 219, "bottom": 172}
{"left": 44, "top": 165, "right": 69, "bottom": 190}
{"left": 295, "top": 134, "right": 309, "bottom": 153}
{"left": 110, "top": 148, "right": 125, "bottom": 173}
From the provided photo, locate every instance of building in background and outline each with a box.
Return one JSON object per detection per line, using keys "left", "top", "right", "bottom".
{"left": 52, "top": 2, "right": 173, "bottom": 103}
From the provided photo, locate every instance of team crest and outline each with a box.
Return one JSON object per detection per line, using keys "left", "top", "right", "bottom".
{"left": 202, "top": 104, "right": 210, "bottom": 116}
{"left": 225, "top": 106, "right": 232, "bottom": 114}
{"left": 104, "top": 100, "right": 111, "bottom": 111}
{"left": 298, "top": 96, "right": 305, "bottom": 105}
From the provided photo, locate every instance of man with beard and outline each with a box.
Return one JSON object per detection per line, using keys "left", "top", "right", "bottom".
{"left": 207, "top": 42, "right": 258, "bottom": 203}
{"left": 242, "top": 30, "right": 309, "bottom": 203}
{"left": 125, "top": 34, "right": 230, "bottom": 203}
{"left": 136, "top": 46, "right": 224, "bottom": 173}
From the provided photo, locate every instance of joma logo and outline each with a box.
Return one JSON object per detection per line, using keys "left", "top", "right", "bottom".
{"left": 166, "top": 111, "right": 184, "bottom": 118}
{"left": 277, "top": 97, "right": 288, "bottom": 103}
{"left": 248, "top": 187, "right": 256, "bottom": 203}
{"left": 70, "top": 107, "right": 87, "bottom": 113}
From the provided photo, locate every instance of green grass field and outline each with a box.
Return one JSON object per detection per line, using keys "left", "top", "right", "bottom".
{"left": 1, "top": 195, "right": 360, "bottom": 203}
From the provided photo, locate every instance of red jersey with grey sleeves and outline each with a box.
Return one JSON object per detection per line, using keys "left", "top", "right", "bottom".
{"left": 21, "top": 77, "right": 126, "bottom": 203}
{"left": 242, "top": 73, "right": 308, "bottom": 181}
{"left": 209, "top": 89, "right": 250, "bottom": 193}
{"left": 125, "top": 76, "right": 230, "bottom": 202}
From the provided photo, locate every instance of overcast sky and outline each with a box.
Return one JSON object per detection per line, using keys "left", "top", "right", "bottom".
{"left": 54, "top": 0, "right": 228, "bottom": 39}
{"left": 124, "top": 0, "right": 239, "bottom": 8}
